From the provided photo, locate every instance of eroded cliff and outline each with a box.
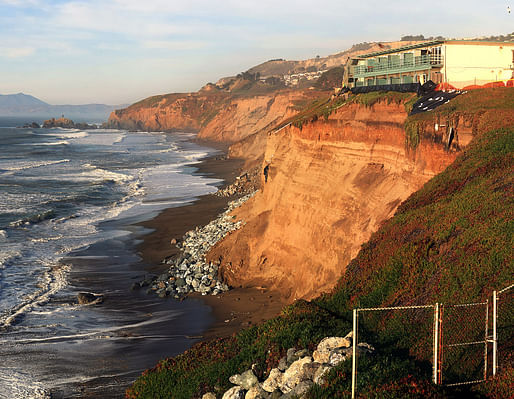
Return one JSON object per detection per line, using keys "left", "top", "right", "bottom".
{"left": 208, "top": 100, "right": 463, "bottom": 301}
{"left": 107, "top": 89, "right": 325, "bottom": 144}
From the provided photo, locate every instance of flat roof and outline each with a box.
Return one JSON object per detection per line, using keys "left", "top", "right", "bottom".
{"left": 357, "top": 40, "right": 514, "bottom": 58}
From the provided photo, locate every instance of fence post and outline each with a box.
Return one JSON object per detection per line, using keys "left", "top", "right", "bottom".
{"left": 492, "top": 290, "right": 497, "bottom": 376}
{"left": 484, "top": 299, "right": 489, "bottom": 380}
{"left": 433, "top": 303, "right": 440, "bottom": 384}
{"left": 352, "top": 308, "right": 358, "bottom": 399}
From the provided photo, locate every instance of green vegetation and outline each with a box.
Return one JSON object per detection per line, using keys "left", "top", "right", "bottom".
{"left": 276, "top": 91, "right": 416, "bottom": 131}
{"left": 128, "top": 89, "right": 513, "bottom": 398}
{"left": 349, "top": 91, "right": 416, "bottom": 108}
{"left": 275, "top": 95, "right": 346, "bottom": 130}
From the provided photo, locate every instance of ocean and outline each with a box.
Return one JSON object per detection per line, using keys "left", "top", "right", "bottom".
{"left": 0, "top": 117, "right": 222, "bottom": 397}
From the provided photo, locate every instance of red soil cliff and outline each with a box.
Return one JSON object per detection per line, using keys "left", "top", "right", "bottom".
{"left": 207, "top": 100, "right": 462, "bottom": 301}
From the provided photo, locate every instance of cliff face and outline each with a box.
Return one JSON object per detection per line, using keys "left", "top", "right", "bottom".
{"left": 208, "top": 101, "right": 460, "bottom": 301}
{"left": 106, "top": 90, "right": 325, "bottom": 143}
{"left": 106, "top": 92, "right": 230, "bottom": 132}
{"left": 197, "top": 91, "right": 321, "bottom": 143}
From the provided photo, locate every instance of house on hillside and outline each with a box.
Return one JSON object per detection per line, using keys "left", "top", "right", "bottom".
{"left": 344, "top": 40, "right": 514, "bottom": 89}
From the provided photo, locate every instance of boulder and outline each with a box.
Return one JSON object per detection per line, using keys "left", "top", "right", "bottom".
{"left": 358, "top": 342, "right": 375, "bottom": 353}
{"left": 316, "top": 336, "right": 351, "bottom": 353}
{"left": 261, "top": 368, "right": 283, "bottom": 393}
{"left": 329, "top": 350, "right": 348, "bottom": 366}
{"left": 283, "top": 380, "right": 313, "bottom": 398}
{"left": 280, "top": 356, "right": 312, "bottom": 393}
{"left": 295, "top": 349, "right": 311, "bottom": 358}
{"left": 312, "top": 350, "right": 330, "bottom": 364}
{"left": 278, "top": 356, "right": 288, "bottom": 371}
{"left": 313, "top": 364, "right": 333, "bottom": 385}
{"left": 202, "top": 393, "right": 216, "bottom": 399}
{"left": 313, "top": 336, "right": 351, "bottom": 363}
{"left": 245, "top": 384, "right": 268, "bottom": 399}
{"left": 77, "top": 292, "right": 103, "bottom": 305}
{"left": 286, "top": 347, "right": 298, "bottom": 365}
{"left": 229, "top": 369, "right": 259, "bottom": 390}
{"left": 269, "top": 391, "right": 282, "bottom": 399}
{"left": 222, "top": 386, "right": 245, "bottom": 399}
{"left": 302, "top": 362, "right": 321, "bottom": 380}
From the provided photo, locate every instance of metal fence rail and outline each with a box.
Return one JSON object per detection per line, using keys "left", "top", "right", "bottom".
{"left": 350, "top": 283, "right": 513, "bottom": 399}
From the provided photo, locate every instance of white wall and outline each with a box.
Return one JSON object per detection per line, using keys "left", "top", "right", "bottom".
{"left": 443, "top": 43, "right": 514, "bottom": 88}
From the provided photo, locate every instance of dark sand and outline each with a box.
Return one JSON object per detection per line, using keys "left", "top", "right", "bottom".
{"left": 137, "top": 154, "right": 287, "bottom": 341}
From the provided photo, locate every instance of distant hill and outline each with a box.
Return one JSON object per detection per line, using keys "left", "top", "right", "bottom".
{"left": 0, "top": 93, "right": 126, "bottom": 122}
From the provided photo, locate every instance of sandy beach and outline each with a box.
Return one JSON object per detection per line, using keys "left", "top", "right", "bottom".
{"left": 137, "top": 152, "right": 287, "bottom": 342}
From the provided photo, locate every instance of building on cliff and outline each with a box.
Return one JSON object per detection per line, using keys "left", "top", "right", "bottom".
{"left": 344, "top": 40, "right": 514, "bottom": 89}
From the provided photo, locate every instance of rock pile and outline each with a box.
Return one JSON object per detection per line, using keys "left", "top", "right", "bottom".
{"left": 140, "top": 193, "right": 257, "bottom": 299}
{"left": 203, "top": 332, "right": 374, "bottom": 399}
{"left": 216, "top": 168, "right": 260, "bottom": 197}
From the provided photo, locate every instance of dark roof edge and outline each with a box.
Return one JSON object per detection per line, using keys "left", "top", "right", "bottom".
{"left": 357, "top": 40, "right": 444, "bottom": 58}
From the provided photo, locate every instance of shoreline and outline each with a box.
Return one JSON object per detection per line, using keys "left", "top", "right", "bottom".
{"left": 136, "top": 149, "right": 287, "bottom": 341}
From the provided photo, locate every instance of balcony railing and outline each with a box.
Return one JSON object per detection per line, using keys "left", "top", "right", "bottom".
{"left": 352, "top": 54, "right": 444, "bottom": 77}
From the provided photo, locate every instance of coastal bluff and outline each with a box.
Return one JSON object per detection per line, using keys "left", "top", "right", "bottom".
{"left": 108, "top": 89, "right": 471, "bottom": 302}
{"left": 208, "top": 98, "right": 461, "bottom": 301}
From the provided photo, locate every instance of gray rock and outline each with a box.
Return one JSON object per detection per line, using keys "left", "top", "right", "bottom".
{"left": 77, "top": 292, "right": 103, "bottom": 305}
{"left": 278, "top": 356, "right": 288, "bottom": 371}
{"left": 175, "top": 277, "right": 186, "bottom": 287}
{"left": 358, "top": 342, "right": 375, "bottom": 353}
{"left": 222, "top": 386, "right": 245, "bottom": 399}
{"left": 229, "top": 369, "right": 258, "bottom": 390}
{"left": 313, "top": 364, "right": 333, "bottom": 385}
{"left": 286, "top": 347, "right": 297, "bottom": 365}
{"left": 269, "top": 390, "right": 282, "bottom": 399}
{"left": 317, "top": 336, "right": 351, "bottom": 353}
{"left": 302, "top": 362, "right": 321, "bottom": 380}
{"left": 328, "top": 351, "right": 348, "bottom": 366}
{"left": 284, "top": 380, "right": 313, "bottom": 398}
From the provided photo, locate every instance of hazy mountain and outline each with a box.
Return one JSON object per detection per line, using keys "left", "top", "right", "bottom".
{"left": 0, "top": 93, "right": 126, "bottom": 122}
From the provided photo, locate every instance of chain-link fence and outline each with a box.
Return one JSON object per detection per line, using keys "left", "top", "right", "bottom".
{"left": 350, "top": 284, "right": 513, "bottom": 399}
{"left": 494, "top": 284, "right": 514, "bottom": 376}
{"left": 440, "top": 301, "right": 488, "bottom": 386}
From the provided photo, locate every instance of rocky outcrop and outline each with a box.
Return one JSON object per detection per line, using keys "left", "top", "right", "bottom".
{"left": 203, "top": 333, "right": 373, "bottom": 399}
{"left": 42, "top": 117, "right": 97, "bottom": 129}
{"left": 207, "top": 100, "right": 461, "bottom": 301}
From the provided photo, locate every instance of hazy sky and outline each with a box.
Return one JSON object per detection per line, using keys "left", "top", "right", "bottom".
{"left": 0, "top": 0, "right": 512, "bottom": 104}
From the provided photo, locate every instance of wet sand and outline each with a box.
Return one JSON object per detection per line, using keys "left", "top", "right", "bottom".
{"left": 137, "top": 154, "right": 287, "bottom": 341}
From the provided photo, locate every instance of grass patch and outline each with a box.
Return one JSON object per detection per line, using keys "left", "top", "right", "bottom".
{"left": 349, "top": 91, "right": 416, "bottom": 108}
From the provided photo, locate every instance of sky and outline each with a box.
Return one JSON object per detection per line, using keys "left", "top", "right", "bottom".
{"left": 0, "top": 0, "right": 512, "bottom": 105}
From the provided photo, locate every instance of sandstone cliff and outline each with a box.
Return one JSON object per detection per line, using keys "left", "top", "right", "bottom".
{"left": 106, "top": 91, "right": 230, "bottom": 132}
{"left": 207, "top": 100, "right": 463, "bottom": 301}
{"left": 107, "top": 89, "right": 325, "bottom": 145}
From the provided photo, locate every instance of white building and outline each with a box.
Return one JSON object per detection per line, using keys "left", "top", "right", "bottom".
{"left": 345, "top": 40, "right": 514, "bottom": 88}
